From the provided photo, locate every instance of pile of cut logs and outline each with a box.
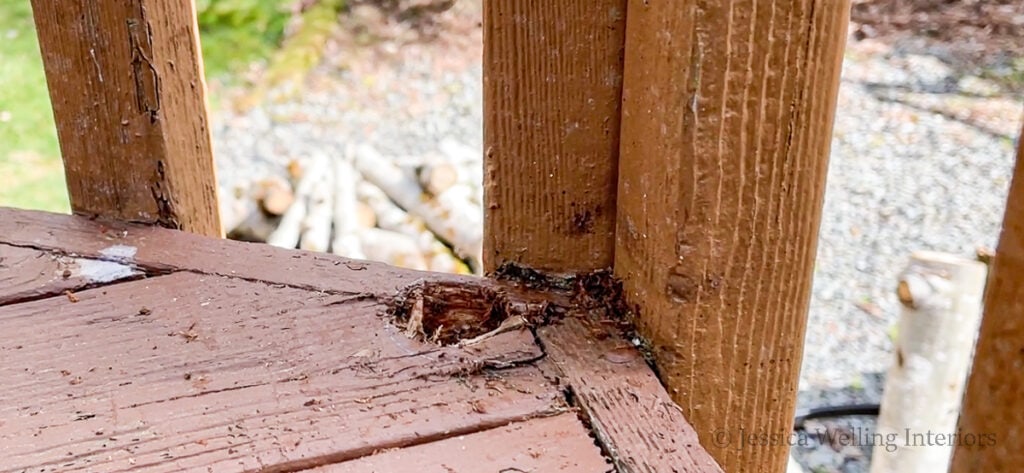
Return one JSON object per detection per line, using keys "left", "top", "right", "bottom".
{"left": 219, "top": 139, "right": 484, "bottom": 274}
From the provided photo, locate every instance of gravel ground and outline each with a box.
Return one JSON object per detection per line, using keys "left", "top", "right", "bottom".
{"left": 212, "top": 1, "right": 483, "bottom": 198}
{"left": 209, "top": 5, "right": 1022, "bottom": 472}
{"left": 791, "top": 37, "right": 1020, "bottom": 472}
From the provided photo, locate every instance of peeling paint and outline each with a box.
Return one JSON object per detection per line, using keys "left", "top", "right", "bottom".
{"left": 100, "top": 245, "right": 138, "bottom": 260}
{"left": 75, "top": 258, "right": 138, "bottom": 283}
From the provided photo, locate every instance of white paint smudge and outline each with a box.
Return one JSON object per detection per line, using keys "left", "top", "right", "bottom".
{"left": 99, "top": 245, "right": 138, "bottom": 260}
{"left": 75, "top": 259, "right": 138, "bottom": 283}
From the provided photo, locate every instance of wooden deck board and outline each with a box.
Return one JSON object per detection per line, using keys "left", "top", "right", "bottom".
{"left": 0, "top": 207, "right": 721, "bottom": 472}
{"left": 0, "top": 271, "right": 561, "bottom": 472}
{"left": 0, "top": 207, "right": 443, "bottom": 296}
{"left": 0, "top": 244, "right": 140, "bottom": 306}
{"left": 539, "top": 319, "right": 723, "bottom": 473}
{"left": 315, "top": 413, "right": 612, "bottom": 472}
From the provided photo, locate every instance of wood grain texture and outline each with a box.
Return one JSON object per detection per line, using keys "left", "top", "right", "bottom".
{"left": 1, "top": 207, "right": 732, "bottom": 471}
{"left": 0, "top": 207, "right": 449, "bottom": 296}
{"left": 314, "top": 413, "right": 612, "bottom": 472}
{"left": 538, "top": 318, "right": 723, "bottom": 473}
{"left": 31, "top": 0, "right": 221, "bottom": 236}
{"left": 614, "top": 2, "right": 850, "bottom": 472}
{"left": 950, "top": 127, "right": 1024, "bottom": 473}
{"left": 483, "top": 0, "right": 626, "bottom": 273}
{"left": 0, "top": 244, "right": 140, "bottom": 305}
{"left": 0, "top": 271, "right": 563, "bottom": 472}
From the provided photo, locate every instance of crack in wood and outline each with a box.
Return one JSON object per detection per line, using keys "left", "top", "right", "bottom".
{"left": 240, "top": 407, "right": 570, "bottom": 473}
{"left": 0, "top": 241, "right": 366, "bottom": 299}
{"left": 126, "top": 0, "right": 161, "bottom": 124}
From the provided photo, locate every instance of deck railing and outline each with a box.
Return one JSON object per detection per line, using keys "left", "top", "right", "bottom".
{"left": 22, "top": 1, "right": 1024, "bottom": 472}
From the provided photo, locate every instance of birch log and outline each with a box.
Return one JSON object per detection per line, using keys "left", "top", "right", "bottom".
{"left": 416, "top": 162, "right": 460, "bottom": 196}
{"left": 356, "top": 181, "right": 470, "bottom": 274}
{"left": 257, "top": 176, "right": 295, "bottom": 216}
{"left": 357, "top": 228, "right": 428, "bottom": 271}
{"left": 354, "top": 145, "right": 483, "bottom": 272}
{"left": 331, "top": 158, "right": 364, "bottom": 259}
{"left": 299, "top": 161, "right": 335, "bottom": 252}
{"left": 218, "top": 186, "right": 252, "bottom": 236}
{"left": 871, "top": 251, "right": 988, "bottom": 473}
{"left": 267, "top": 155, "right": 327, "bottom": 248}
{"left": 439, "top": 138, "right": 483, "bottom": 202}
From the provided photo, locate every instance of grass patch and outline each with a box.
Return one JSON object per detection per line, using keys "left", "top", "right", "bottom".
{"left": 0, "top": 0, "right": 295, "bottom": 212}
{"left": 197, "top": 0, "right": 294, "bottom": 79}
{"left": 0, "top": 1, "right": 65, "bottom": 212}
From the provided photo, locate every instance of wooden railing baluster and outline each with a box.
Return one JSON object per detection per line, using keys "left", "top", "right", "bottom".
{"left": 950, "top": 121, "right": 1024, "bottom": 473}
{"left": 614, "top": 2, "right": 851, "bottom": 471}
{"left": 31, "top": 0, "right": 220, "bottom": 236}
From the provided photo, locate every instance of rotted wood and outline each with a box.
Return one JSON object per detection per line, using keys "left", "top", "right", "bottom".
{"left": 30, "top": 0, "right": 220, "bottom": 236}
{"left": 951, "top": 124, "right": 1024, "bottom": 473}
{"left": 0, "top": 271, "right": 561, "bottom": 471}
{"left": 614, "top": 1, "right": 851, "bottom": 472}
{"left": 0, "top": 244, "right": 140, "bottom": 306}
{"left": 483, "top": 0, "right": 627, "bottom": 273}
{"left": 0, "top": 207, "right": 723, "bottom": 472}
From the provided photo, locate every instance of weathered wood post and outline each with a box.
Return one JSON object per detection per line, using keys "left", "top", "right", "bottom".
{"left": 31, "top": 0, "right": 221, "bottom": 236}
{"left": 483, "top": 0, "right": 627, "bottom": 273}
{"left": 614, "top": 2, "right": 850, "bottom": 472}
{"left": 950, "top": 124, "right": 1024, "bottom": 473}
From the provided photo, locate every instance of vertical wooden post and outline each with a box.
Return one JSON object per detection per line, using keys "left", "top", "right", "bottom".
{"left": 950, "top": 125, "right": 1024, "bottom": 473}
{"left": 31, "top": 0, "right": 221, "bottom": 236}
{"left": 483, "top": 0, "right": 627, "bottom": 273}
{"left": 614, "top": 2, "right": 849, "bottom": 472}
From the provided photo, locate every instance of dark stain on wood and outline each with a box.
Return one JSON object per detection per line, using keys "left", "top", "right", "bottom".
{"left": 386, "top": 280, "right": 564, "bottom": 346}
{"left": 0, "top": 207, "right": 722, "bottom": 472}
{"left": 570, "top": 207, "right": 596, "bottom": 235}
{"left": 389, "top": 263, "right": 637, "bottom": 347}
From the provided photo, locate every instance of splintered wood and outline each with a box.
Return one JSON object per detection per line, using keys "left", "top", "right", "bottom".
{"left": 0, "top": 272, "right": 560, "bottom": 471}
{"left": 0, "top": 207, "right": 722, "bottom": 472}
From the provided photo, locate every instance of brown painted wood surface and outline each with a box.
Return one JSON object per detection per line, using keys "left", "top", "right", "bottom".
{"left": 313, "top": 413, "right": 611, "bottom": 472}
{"left": 951, "top": 127, "right": 1024, "bottom": 473}
{"left": 31, "top": 0, "right": 221, "bottom": 236}
{"left": 0, "top": 271, "right": 561, "bottom": 471}
{"left": 0, "top": 244, "right": 140, "bottom": 305}
{"left": 483, "top": 0, "right": 626, "bottom": 273}
{"left": 538, "top": 318, "right": 723, "bottom": 473}
{"left": 0, "top": 207, "right": 440, "bottom": 296}
{"left": 614, "top": 2, "right": 850, "bottom": 472}
{"left": 0, "top": 206, "right": 724, "bottom": 471}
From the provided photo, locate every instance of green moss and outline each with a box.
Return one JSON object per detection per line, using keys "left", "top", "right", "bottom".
{"left": 264, "top": 0, "right": 344, "bottom": 87}
{"left": 229, "top": 0, "right": 343, "bottom": 109}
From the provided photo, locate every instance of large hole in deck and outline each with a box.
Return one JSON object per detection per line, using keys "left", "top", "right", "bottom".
{"left": 386, "top": 279, "right": 564, "bottom": 346}
{"left": 386, "top": 266, "right": 634, "bottom": 347}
